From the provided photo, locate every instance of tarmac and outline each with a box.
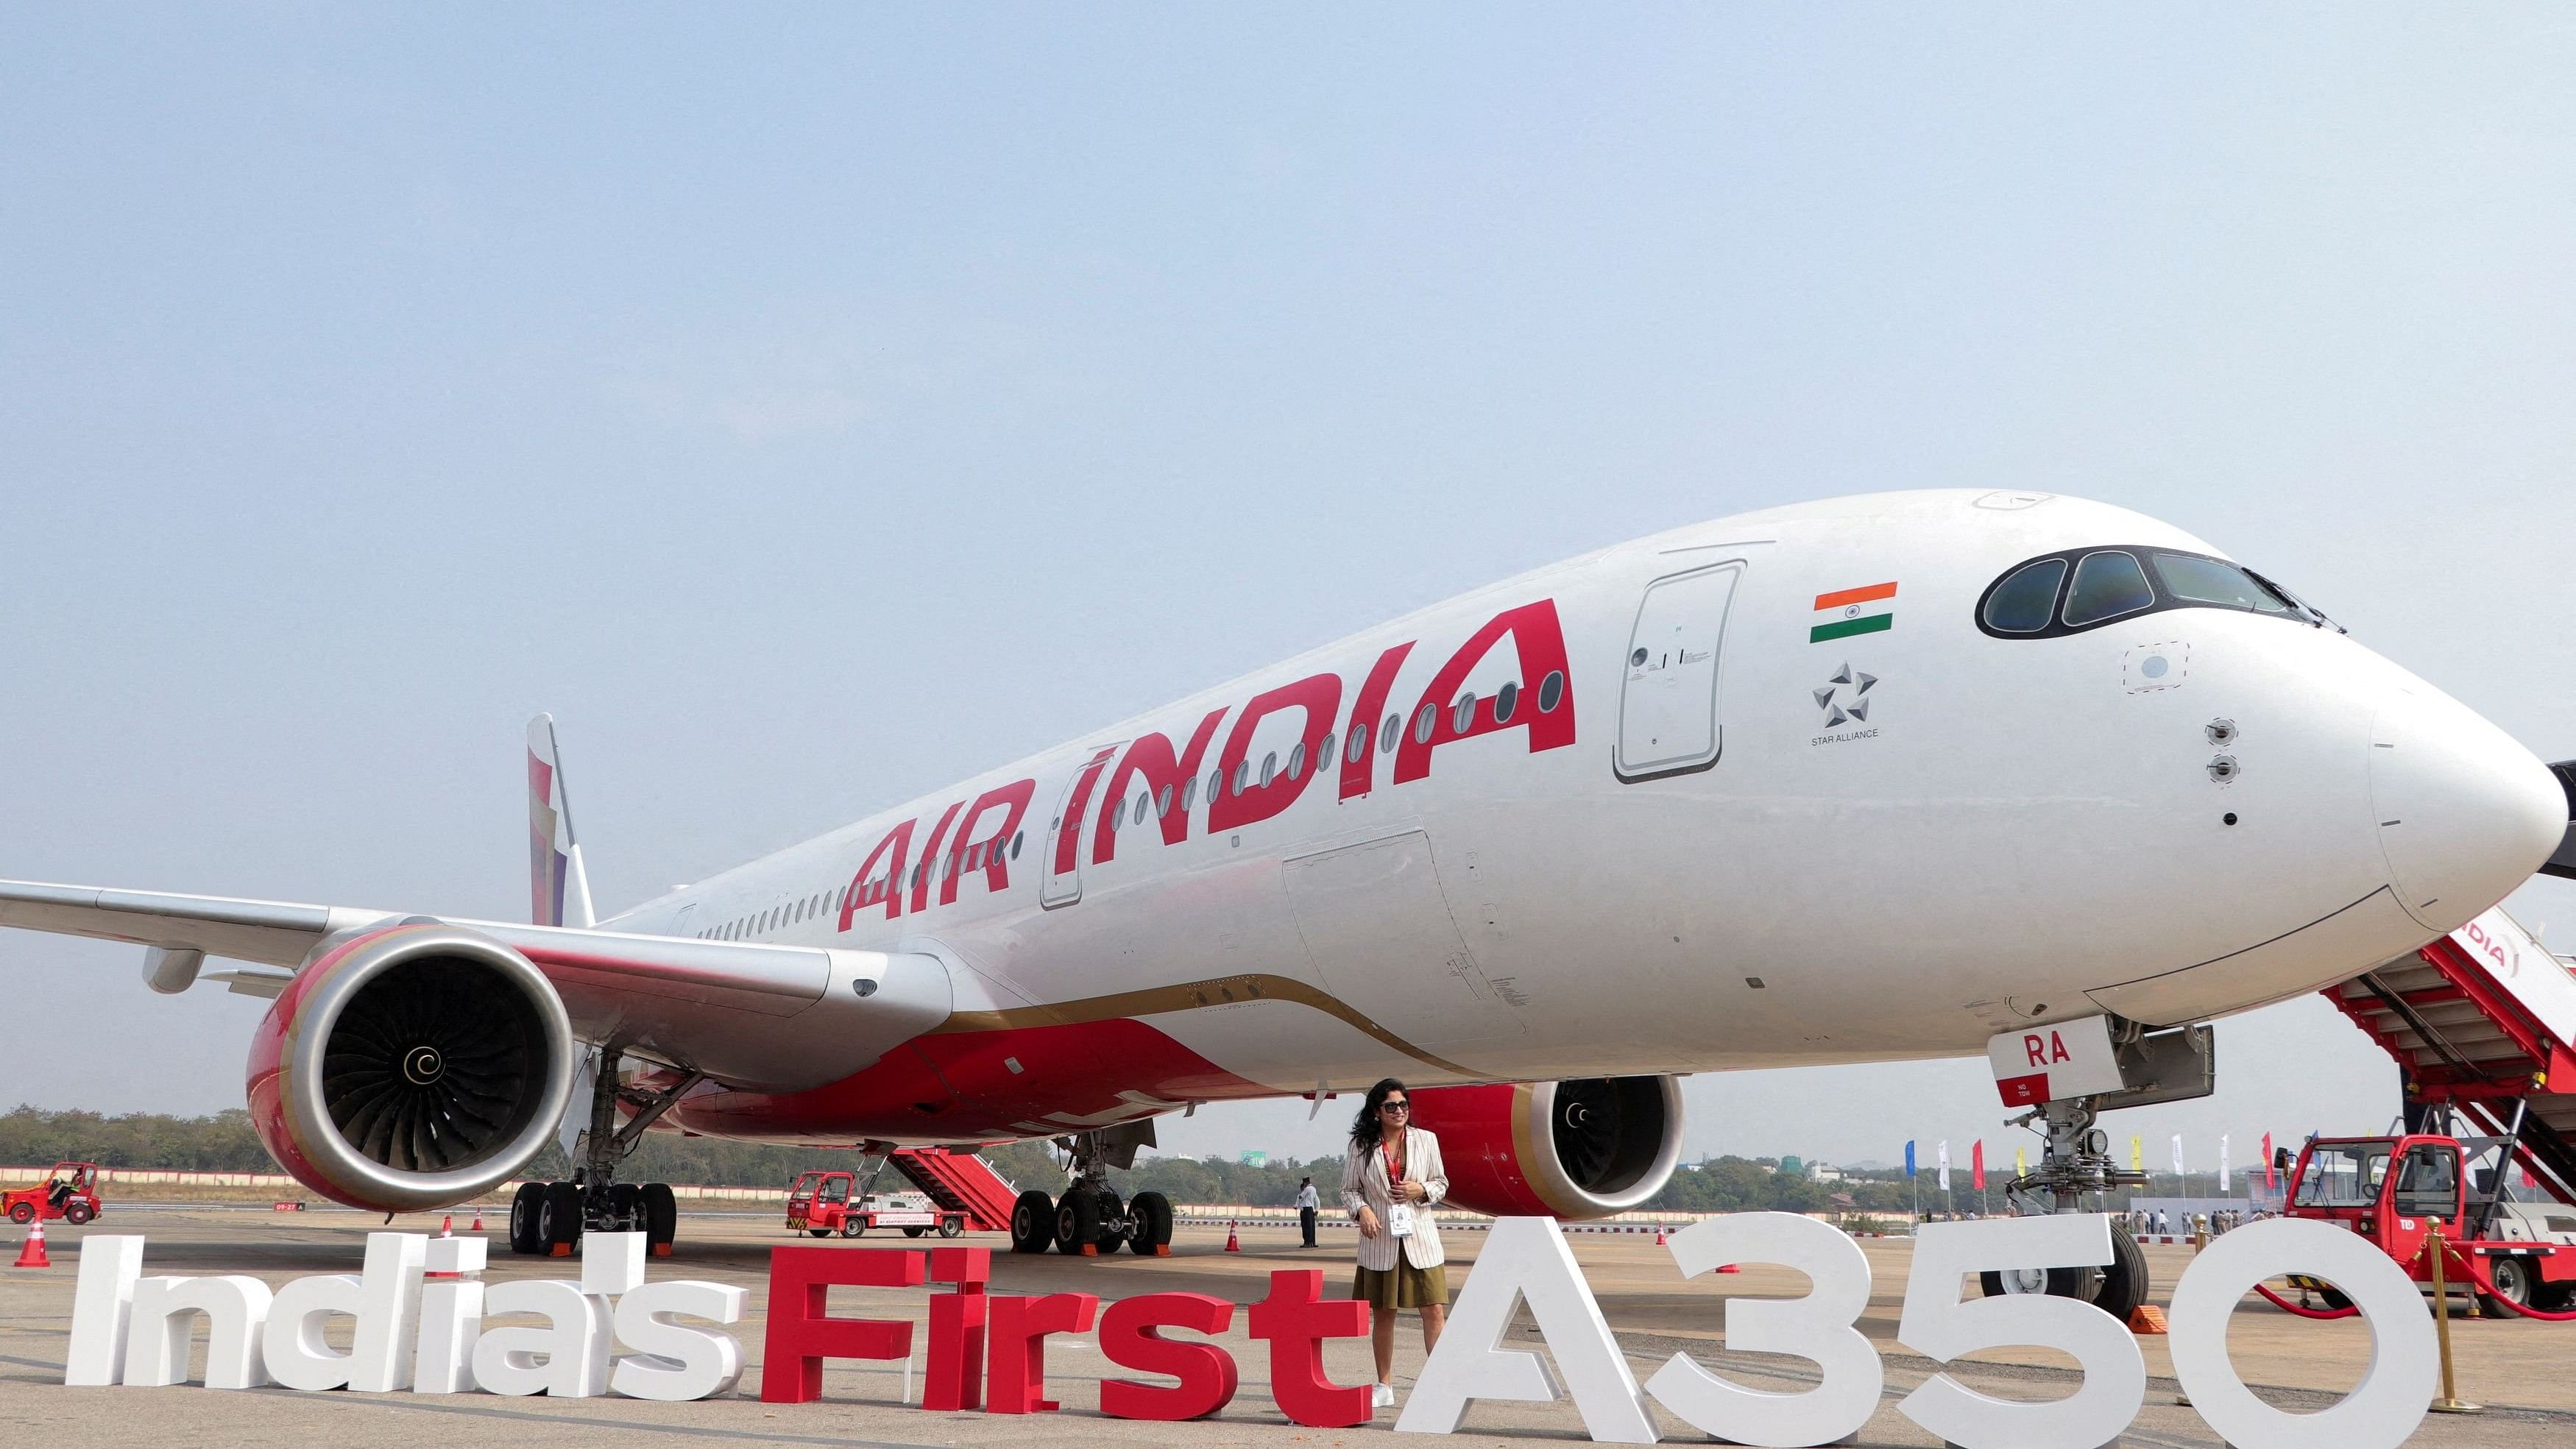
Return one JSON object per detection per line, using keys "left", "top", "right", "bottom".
{"left": 1, "top": 1205, "right": 2570, "bottom": 1448}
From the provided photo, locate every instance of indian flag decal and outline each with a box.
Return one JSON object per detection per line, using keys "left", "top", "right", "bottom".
{"left": 1811, "top": 581, "right": 1896, "bottom": 642}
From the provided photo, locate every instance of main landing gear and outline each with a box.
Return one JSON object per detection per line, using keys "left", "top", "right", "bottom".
{"left": 508, "top": 1049, "right": 705, "bottom": 1259}
{"left": 1007, "top": 1127, "right": 1175, "bottom": 1258}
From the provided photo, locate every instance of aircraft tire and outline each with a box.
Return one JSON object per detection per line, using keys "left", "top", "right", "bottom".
{"left": 1128, "top": 1191, "right": 1172, "bottom": 1255}
{"left": 641, "top": 1182, "right": 678, "bottom": 1250}
{"left": 1055, "top": 1190, "right": 1103, "bottom": 1255}
{"left": 509, "top": 1181, "right": 548, "bottom": 1255}
{"left": 1978, "top": 1265, "right": 2090, "bottom": 1299}
{"left": 2092, "top": 1230, "right": 2149, "bottom": 1322}
{"left": 539, "top": 1180, "right": 584, "bottom": 1250}
{"left": 1009, "top": 1190, "right": 1055, "bottom": 1254}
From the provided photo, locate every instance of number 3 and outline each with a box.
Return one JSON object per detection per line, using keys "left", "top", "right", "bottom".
{"left": 1645, "top": 1212, "right": 1881, "bottom": 1448}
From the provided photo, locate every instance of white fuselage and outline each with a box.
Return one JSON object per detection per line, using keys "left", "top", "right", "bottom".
{"left": 612, "top": 490, "right": 2561, "bottom": 1138}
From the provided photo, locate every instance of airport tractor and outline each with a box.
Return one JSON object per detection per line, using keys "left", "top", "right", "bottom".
{"left": 3, "top": 1161, "right": 99, "bottom": 1225}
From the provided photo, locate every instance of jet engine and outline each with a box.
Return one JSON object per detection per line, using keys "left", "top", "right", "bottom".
{"left": 1408, "top": 1076, "right": 1684, "bottom": 1219}
{"left": 245, "top": 922, "right": 576, "bottom": 1212}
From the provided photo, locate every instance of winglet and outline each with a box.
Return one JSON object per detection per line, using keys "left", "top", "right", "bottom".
{"left": 526, "top": 715, "right": 597, "bottom": 929}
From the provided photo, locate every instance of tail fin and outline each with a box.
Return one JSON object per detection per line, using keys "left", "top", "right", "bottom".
{"left": 526, "top": 714, "right": 597, "bottom": 929}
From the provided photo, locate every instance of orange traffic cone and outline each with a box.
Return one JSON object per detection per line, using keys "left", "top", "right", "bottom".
{"left": 470, "top": 1210, "right": 484, "bottom": 1233}
{"left": 14, "top": 1221, "right": 49, "bottom": 1269}
{"left": 439, "top": 1214, "right": 453, "bottom": 1237}
{"left": 1654, "top": 1223, "right": 1667, "bottom": 1246}
{"left": 1224, "top": 1221, "right": 1241, "bottom": 1253}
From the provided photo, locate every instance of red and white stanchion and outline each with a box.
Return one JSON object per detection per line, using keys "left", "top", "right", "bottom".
{"left": 1224, "top": 1220, "right": 1241, "bottom": 1253}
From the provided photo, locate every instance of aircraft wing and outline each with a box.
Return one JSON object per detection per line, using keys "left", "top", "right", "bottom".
{"left": 0, "top": 877, "right": 950, "bottom": 1093}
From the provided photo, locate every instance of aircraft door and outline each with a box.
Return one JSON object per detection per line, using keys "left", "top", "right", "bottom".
{"left": 1616, "top": 563, "right": 1742, "bottom": 781}
{"left": 1041, "top": 743, "right": 1122, "bottom": 910}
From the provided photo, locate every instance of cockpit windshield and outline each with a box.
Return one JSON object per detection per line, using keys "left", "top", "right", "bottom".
{"left": 1975, "top": 545, "right": 2337, "bottom": 639}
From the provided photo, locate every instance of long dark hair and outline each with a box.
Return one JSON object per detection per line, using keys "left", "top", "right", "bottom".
{"left": 1350, "top": 1077, "right": 1407, "bottom": 1149}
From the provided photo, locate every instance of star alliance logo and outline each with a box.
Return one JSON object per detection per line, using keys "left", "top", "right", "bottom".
{"left": 1813, "top": 663, "right": 1876, "bottom": 727}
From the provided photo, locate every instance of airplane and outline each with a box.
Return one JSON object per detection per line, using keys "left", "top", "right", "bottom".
{"left": 3, "top": 489, "right": 2566, "bottom": 1314}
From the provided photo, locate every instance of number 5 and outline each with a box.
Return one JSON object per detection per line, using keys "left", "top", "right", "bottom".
{"left": 1644, "top": 1212, "right": 1880, "bottom": 1448}
{"left": 1897, "top": 1216, "right": 2144, "bottom": 1449}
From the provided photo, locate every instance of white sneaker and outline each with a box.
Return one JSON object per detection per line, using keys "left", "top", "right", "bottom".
{"left": 1372, "top": 1381, "right": 1395, "bottom": 1409}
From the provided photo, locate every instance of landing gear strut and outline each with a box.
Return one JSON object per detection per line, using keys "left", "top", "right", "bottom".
{"left": 1983, "top": 1019, "right": 2213, "bottom": 1322}
{"left": 507, "top": 1048, "right": 703, "bottom": 1258}
{"left": 1005, "top": 1124, "right": 1174, "bottom": 1258}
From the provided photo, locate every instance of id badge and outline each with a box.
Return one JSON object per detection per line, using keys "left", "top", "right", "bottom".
{"left": 1387, "top": 1202, "right": 1415, "bottom": 1239}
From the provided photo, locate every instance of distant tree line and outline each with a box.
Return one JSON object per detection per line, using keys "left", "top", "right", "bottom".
{"left": 0, "top": 1107, "right": 2267, "bottom": 1213}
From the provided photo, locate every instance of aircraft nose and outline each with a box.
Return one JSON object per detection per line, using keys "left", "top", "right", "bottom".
{"left": 2368, "top": 687, "right": 2565, "bottom": 932}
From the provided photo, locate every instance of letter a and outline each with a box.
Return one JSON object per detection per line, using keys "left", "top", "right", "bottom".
{"left": 2050, "top": 1032, "right": 2070, "bottom": 1065}
{"left": 1393, "top": 1216, "right": 1657, "bottom": 1442}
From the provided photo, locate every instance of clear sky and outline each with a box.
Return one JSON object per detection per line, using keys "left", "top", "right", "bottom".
{"left": 3, "top": 8, "right": 2570, "bottom": 1175}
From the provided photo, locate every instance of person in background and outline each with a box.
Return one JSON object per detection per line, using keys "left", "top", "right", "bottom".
{"left": 1296, "top": 1175, "right": 1321, "bottom": 1247}
{"left": 1342, "top": 1077, "right": 1448, "bottom": 1411}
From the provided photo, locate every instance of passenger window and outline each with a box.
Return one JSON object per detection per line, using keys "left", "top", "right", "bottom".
{"left": 2062, "top": 550, "right": 2154, "bottom": 627}
{"left": 1181, "top": 778, "right": 1198, "bottom": 812}
{"left": 1538, "top": 671, "right": 1565, "bottom": 712}
{"left": 1381, "top": 715, "right": 1400, "bottom": 753}
{"left": 1234, "top": 760, "right": 1251, "bottom": 795}
{"left": 1011, "top": 831, "right": 1025, "bottom": 859}
{"left": 1287, "top": 743, "right": 1307, "bottom": 781}
{"left": 1317, "top": 732, "right": 1334, "bottom": 767}
{"left": 2151, "top": 552, "right": 2293, "bottom": 613}
{"left": 966, "top": 844, "right": 982, "bottom": 870}
{"left": 1982, "top": 558, "right": 2067, "bottom": 634}
{"left": 1451, "top": 692, "right": 1476, "bottom": 733}
{"left": 1413, "top": 703, "right": 1437, "bottom": 744}
{"left": 1260, "top": 751, "right": 1277, "bottom": 787}
{"left": 1495, "top": 681, "right": 1518, "bottom": 723}
{"left": 1348, "top": 723, "right": 1369, "bottom": 762}
{"left": 1156, "top": 784, "right": 1172, "bottom": 819}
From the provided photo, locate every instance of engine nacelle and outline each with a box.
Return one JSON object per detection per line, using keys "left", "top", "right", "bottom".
{"left": 247, "top": 922, "right": 576, "bottom": 1212}
{"left": 1409, "top": 1076, "right": 1685, "bottom": 1219}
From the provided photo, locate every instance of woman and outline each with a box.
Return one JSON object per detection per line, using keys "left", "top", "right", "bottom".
{"left": 1341, "top": 1077, "right": 1448, "bottom": 1409}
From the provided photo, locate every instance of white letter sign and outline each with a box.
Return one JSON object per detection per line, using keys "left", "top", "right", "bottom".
{"left": 1645, "top": 1212, "right": 1880, "bottom": 1448}
{"left": 1897, "top": 1216, "right": 2143, "bottom": 1449}
{"left": 1395, "top": 1216, "right": 1657, "bottom": 1443}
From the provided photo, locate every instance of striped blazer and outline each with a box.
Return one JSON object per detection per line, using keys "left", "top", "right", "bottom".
{"left": 1340, "top": 1125, "right": 1449, "bottom": 1272}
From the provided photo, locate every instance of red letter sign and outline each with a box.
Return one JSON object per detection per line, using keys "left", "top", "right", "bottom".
{"left": 760, "top": 1247, "right": 924, "bottom": 1403}
{"left": 985, "top": 1292, "right": 1100, "bottom": 1413}
{"left": 922, "top": 1246, "right": 989, "bottom": 1412}
{"left": 1246, "top": 1269, "right": 1371, "bottom": 1428}
{"left": 1209, "top": 674, "right": 1342, "bottom": 834}
{"left": 1393, "top": 600, "right": 1577, "bottom": 785}
{"left": 1097, "top": 1292, "right": 1239, "bottom": 1421}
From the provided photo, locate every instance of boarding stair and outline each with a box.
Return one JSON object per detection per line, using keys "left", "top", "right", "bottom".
{"left": 883, "top": 1147, "right": 1017, "bottom": 1232}
{"left": 2324, "top": 898, "right": 2576, "bottom": 1208}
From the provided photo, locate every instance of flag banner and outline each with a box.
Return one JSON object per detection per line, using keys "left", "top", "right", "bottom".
{"left": 1937, "top": 1140, "right": 1951, "bottom": 1192}
{"left": 2170, "top": 1133, "right": 2185, "bottom": 1180}
{"left": 2262, "top": 1132, "right": 2276, "bottom": 1189}
{"left": 1905, "top": 1140, "right": 1917, "bottom": 1178}
{"left": 2130, "top": 1135, "right": 2142, "bottom": 1172}
{"left": 1811, "top": 581, "right": 1897, "bottom": 642}
{"left": 2015, "top": 1146, "right": 2028, "bottom": 1177}
{"left": 1972, "top": 1140, "right": 1986, "bottom": 1191}
{"left": 2219, "top": 1134, "right": 2231, "bottom": 1194}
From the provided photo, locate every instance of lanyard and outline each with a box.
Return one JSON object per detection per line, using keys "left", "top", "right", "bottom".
{"left": 1381, "top": 1132, "right": 1406, "bottom": 1189}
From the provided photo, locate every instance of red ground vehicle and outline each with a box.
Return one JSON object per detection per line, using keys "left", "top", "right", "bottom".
{"left": 4, "top": 1162, "right": 101, "bottom": 1225}
{"left": 785, "top": 1169, "right": 966, "bottom": 1239}
{"left": 2282, "top": 1133, "right": 2576, "bottom": 1314}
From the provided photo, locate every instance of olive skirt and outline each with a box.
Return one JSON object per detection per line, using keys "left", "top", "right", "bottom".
{"left": 1353, "top": 1259, "right": 1450, "bottom": 1311}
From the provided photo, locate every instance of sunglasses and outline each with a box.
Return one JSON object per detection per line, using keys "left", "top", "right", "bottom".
{"left": 1379, "top": 1100, "right": 1411, "bottom": 1113}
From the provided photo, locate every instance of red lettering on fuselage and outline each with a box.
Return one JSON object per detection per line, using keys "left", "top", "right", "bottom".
{"left": 943, "top": 780, "right": 1035, "bottom": 905}
{"left": 1052, "top": 748, "right": 1117, "bottom": 879}
{"left": 1338, "top": 641, "right": 1415, "bottom": 800}
{"left": 1392, "top": 600, "right": 1577, "bottom": 784}
{"left": 1093, "top": 709, "right": 1227, "bottom": 864}
{"left": 910, "top": 801, "right": 966, "bottom": 915}
{"left": 841, "top": 820, "right": 916, "bottom": 927}
{"left": 1207, "top": 673, "right": 1342, "bottom": 835}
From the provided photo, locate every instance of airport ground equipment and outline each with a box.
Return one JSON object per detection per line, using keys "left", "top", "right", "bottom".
{"left": 2271, "top": 1129, "right": 2576, "bottom": 1318}
{"left": 1005, "top": 1127, "right": 1175, "bottom": 1257}
{"left": 1, "top": 1162, "right": 99, "bottom": 1225}
{"left": 784, "top": 1169, "right": 966, "bottom": 1239}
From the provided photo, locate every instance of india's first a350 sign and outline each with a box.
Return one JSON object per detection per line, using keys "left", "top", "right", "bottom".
{"left": 64, "top": 1213, "right": 2437, "bottom": 1449}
